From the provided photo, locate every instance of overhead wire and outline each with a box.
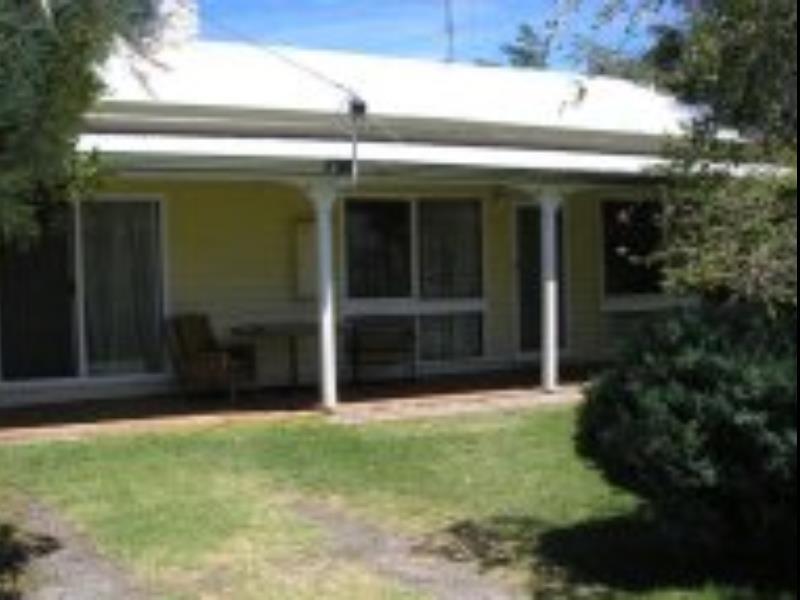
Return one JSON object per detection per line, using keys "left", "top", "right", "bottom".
{"left": 204, "top": 15, "right": 376, "bottom": 183}
{"left": 195, "top": 10, "right": 518, "bottom": 185}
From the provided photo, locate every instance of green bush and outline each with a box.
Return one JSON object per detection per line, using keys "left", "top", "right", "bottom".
{"left": 577, "top": 304, "right": 797, "bottom": 558}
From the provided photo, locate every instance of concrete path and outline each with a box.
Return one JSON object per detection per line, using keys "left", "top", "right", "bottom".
{"left": 20, "top": 501, "right": 145, "bottom": 600}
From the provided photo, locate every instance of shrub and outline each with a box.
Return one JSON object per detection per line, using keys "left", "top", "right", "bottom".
{"left": 577, "top": 304, "right": 797, "bottom": 559}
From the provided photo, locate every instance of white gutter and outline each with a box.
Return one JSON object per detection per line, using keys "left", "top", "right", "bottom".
{"left": 78, "top": 133, "right": 667, "bottom": 176}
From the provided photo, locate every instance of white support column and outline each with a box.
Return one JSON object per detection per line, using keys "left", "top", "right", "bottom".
{"left": 540, "top": 191, "right": 562, "bottom": 393}
{"left": 307, "top": 181, "right": 339, "bottom": 410}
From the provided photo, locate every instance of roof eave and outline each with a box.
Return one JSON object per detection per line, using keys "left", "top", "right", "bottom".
{"left": 87, "top": 99, "right": 683, "bottom": 156}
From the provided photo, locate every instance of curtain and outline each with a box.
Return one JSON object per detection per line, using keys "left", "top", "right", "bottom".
{"left": 82, "top": 201, "right": 162, "bottom": 375}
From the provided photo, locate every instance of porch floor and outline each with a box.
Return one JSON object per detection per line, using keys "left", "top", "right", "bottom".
{"left": 0, "top": 372, "right": 587, "bottom": 445}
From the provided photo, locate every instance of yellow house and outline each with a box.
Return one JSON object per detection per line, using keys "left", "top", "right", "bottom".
{"left": 0, "top": 40, "right": 693, "bottom": 407}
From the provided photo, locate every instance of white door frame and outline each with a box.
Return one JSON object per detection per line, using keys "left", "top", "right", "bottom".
{"left": 0, "top": 195, "right": 170, "bottom": 391}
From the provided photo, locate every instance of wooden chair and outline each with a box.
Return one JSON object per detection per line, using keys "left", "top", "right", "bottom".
{"left": 166, "top": 313, "right": 253, "bottom": 401}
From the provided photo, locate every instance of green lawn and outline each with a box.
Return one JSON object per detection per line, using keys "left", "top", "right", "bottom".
{"left": 0, "top": 405, "right": 791, "bottom": 599}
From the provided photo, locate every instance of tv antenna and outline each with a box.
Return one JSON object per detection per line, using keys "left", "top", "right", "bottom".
{"left": 444, "top": 0, "right": 455, "bottom": 62}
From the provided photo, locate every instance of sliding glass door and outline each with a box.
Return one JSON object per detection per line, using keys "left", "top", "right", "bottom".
{"left": 82, "top": 202, "right": 163, "bottom": 375}
{"left": 0, "top": 199, "right": 163, "bottom": 382}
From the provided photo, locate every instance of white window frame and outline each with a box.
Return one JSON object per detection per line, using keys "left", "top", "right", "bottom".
{"left": 0, "top": 194, "right": 170, "bottom": 389}
{"left": 339, "top": 194, "right": 488, "bottom": 367}
{"left": 341, "top": 196, "right": 416, "bottom": 306}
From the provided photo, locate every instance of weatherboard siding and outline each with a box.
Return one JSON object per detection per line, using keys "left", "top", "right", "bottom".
{"left": 564, "top": 193, "right": 610, "bottom": 361}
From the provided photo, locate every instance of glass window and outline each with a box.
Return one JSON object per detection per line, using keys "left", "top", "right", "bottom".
{"left": 419, "top": 200, "right": 482, "bottom": 299}
{"left": 419, "top": 313, "right": 483, "bottom": 361}
{"left": 345, "top": 198, "right": 485, "bottom": 366}
{"left": 346, "top": 315, "right": 416, "bottom": 380}
{"left": 346, "top": 201, "right": 411, "bottom": 298}
{"left": 602, "top": 201, "right": 662, "bottom": 296}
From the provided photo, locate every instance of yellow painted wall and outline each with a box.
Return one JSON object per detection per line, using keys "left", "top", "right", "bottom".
{"left": 565, "top": 187, "right": 662, "bottom": 361}
{"left": 105, "top": 177, "right": 619, "bottom": 386}
{"left": 564, "top": 193, "right": 610, "bottom": 360}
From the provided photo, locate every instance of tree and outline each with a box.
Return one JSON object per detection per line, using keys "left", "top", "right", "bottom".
{"left": 576, "top": 0, "right": 797, "bottom": 567}
{"left": 650, "top": 0, "right": 797, "bottom": 310}
{"left": 501, "top": 23, "right": 550, "bottom": 68}
{"left": 0, "top": 0, "right": 159, "bottom": 241}
{"left": 578, "top": 304, "right": 797, "bottom": 562}
{"left": 536, "top": 0, "right": 797, "bottom": 309}
{"left": 579, "top": 40, "right": 653, "bottom": 79}
{"left": 675, "top": 0, "right": 795, "bottom": 307}
{"left": 570, "top": 23, "right": 683, "bottom": 81}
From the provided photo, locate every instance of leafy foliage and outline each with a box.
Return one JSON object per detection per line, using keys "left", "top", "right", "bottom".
{"left": 0, "top": 0, "right": 157, "bottom": 241}
{"left": 653, "top": 0, "right": 797, "bottom": 309}
{"left": 501, "top": 23, "right": 550, "bottom": 68}
{"left": 577, "top": 39, "right": 655, "bottom": 79}
{"left": 528, "top": 1, "right": 797, "bottom": 309}
{"left": 578, "top": 305, "right": 797, "bottom": 559}
{"left": 668, "top": 0, "right": 796, "bottom": 148}
{"left": 659, "top": 158, "right": 797, "bottom": 308}
{"left": 584, "top": 0, "right": 797, "bottom": 308}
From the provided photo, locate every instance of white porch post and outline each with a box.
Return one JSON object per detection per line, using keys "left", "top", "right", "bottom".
{"left": 540, "top": 191, "right": 562, "bottom": 393}
{"left": 307, "top": 181, "right": 339, "bottom": 410}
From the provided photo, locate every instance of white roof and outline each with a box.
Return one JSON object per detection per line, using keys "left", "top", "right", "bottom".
{"left": 100, "top": 41, "right": 695, "bottom": 141}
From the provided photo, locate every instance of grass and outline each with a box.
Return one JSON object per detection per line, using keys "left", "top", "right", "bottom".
{"left": 0, "top": 405, "right": 793, "bottom": 599}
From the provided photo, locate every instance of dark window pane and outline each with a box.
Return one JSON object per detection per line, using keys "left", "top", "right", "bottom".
{"left": 602, "top": 201, "right": 662, "bottom": 296}
{"left": 0, "top": 205, "right": 77, "bottom": 380}
{"left": 346, "top": 201, "right": 411, "bottom": 298}
{"left": 420, "top": 313, "right": 483, "bottom": 361}
{"left": 419, "top": 200, "right": 482, "bottom": 299}
{"left": 346, "top": 315, "right": 416, "bottom": 381}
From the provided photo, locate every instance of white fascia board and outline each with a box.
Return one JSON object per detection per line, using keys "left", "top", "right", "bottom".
{"left": 78, "top": 134, "right": 666, "bottom": 176}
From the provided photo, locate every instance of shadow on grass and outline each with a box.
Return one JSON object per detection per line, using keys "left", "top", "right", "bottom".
{"left": 418, "top": 512, "right": 797, "bottom": 599}
{"left": 1, "top": 523, "right": 59, "bottom": 600}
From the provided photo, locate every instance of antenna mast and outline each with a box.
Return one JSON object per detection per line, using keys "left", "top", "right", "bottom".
{"left": 444, "top": 0, "right": 455, "bottom": 62}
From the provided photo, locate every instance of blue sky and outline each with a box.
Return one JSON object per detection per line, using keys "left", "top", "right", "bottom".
{"left": 198, "top": 0, "right": 663, "bottom": 66}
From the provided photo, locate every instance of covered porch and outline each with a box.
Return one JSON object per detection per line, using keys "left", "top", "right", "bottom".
{"left": 0, "top": 133, "right": 661, "bottom": 408}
